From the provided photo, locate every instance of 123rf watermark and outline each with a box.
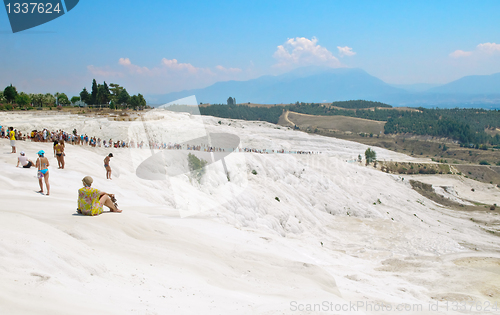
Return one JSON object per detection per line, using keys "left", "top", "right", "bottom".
{"left": 290, "top": 300, "right": 500, "bottom": 313}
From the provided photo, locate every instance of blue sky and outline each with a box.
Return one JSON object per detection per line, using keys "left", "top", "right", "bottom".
{"left": 1, "top": 0, "right": 500, "bottom": 96}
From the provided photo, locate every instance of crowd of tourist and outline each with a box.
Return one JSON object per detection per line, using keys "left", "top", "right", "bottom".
{"left": 3, "top": 126, "right": 321, "bottom": 155}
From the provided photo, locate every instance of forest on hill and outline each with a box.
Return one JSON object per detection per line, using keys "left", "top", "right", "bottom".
{"left": 167, "top": 101, "right": 500, "bottom": 147}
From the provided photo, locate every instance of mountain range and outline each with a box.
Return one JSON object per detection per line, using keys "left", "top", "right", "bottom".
{"left": 147, "top": 67, "right": 500, "bottom": 109}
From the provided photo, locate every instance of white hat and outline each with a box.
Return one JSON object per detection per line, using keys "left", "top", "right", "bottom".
{"left": 20, "top": 151, "right": 25, "bottom": 155}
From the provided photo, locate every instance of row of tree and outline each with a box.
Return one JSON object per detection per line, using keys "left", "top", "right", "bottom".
{"left": 1, "top": 84, "right": 74, "bottom": 108}
{"left": 79, "top": 79, "right": 146, "bottom": 109}
{"left": 1, "top": 80, "right": 147, "bottom": 110}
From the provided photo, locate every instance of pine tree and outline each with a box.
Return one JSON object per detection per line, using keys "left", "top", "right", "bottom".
{"left": 91, "top": 79, "right": 98, "bottom": 105}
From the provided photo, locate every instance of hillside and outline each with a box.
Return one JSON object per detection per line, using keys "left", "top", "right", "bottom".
{"left": 428, "top": 72, "right": 500, "bottom": 94}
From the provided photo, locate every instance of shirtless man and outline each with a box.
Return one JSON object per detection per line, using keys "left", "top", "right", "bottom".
{"left": 36, "top": 150, "right": 50, "bottom": 195}
{"left": 104, "top": 153, "right": 113, "bottom": 179}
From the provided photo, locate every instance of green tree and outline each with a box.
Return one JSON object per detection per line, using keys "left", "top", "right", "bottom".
{"left": 44, "top": 93, "right": 55, "bottom": 107}
{"left": 109, "top": 83, "right": 124, "bottom": 104}
{"left": 31, "top": 93, "right": 44, "bottom": 107}
{"left": 365, "top": 148, "right": 377, "bottom": 164}
{"left": 130, "top": 95, "right": 140, "bottom": 110}
{"left": 80, "top": 87, "right": 90, "bottom": 104}
{"left": 15, "top": 92, "right": 31, "bottom": 107}
{"left": 0, "top": 91, "right": 5, "bottom": 103}
{"left": 71, "top": 96, "right": 80, "bottom": 104}
{"left": 4, "top": 85, "right": 18, "bottom": 104}
{"left": 117, "top": 89, "right": 130, "bottom": 107}
{"left": 102, "top": 81, "right": 111, "bottom": 104}
{"left": 138, "top": 93, "right": 146, "bottom": 108}
{"left": 91, "top": 79, "right": 98, "bottom": 105}
{"left": 57, "top": 93, "right": 70, "bottom": 105}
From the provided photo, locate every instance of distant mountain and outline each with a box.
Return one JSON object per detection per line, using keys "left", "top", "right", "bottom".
{"left": 146, "top": 68, "right": 500, "bottom": 109}
{"left": 148, "top": 67, "right": 407, "bottom": 105}
{"left": 388, "top": 83, "right": 441, "bottom": 93}
{"left": 380, "top": 73, "right": 500, "bottom": 109}
{"left": 427, "top": 72, "right": 500, "bottom": 94}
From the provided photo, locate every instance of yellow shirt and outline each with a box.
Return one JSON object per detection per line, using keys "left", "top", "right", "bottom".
{"left": 9, "top": 130, "right": 15, "bottom": 140}
{"left": 78, "top": 187, "right": 103, "bottom": 216}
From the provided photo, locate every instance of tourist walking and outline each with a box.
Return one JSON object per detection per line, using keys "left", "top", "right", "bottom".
{"left": 104, "top": 153, "right": 113, "bottom": 179}
{"left": 36, "top": 150, "right": 50, "bottom": 195}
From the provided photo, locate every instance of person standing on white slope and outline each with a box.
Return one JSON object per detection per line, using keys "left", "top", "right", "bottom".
{"left": 9, "top": 127, "right": 16, "bottom": 153}
{"left": 36, "top": 150, "right": 50, "bottom": 195}
{"left": 104, "top": 153, "right": 113, "bottom": 179}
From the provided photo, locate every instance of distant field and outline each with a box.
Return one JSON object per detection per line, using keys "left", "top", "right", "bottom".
{"left": 485, "top": 128, "right": 500, "bottom": 136}
{"left": 283, "top": 111, "right": 385, "bottom": 134}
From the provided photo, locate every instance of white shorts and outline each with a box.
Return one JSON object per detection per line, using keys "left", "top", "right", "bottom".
{"left": 10, "top": 140, "right": 15, "bottom": 147}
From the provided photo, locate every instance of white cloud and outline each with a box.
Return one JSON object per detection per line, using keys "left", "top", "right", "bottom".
{"left": 161, "top": 58, "right": 200, "bottom": 73}
{"left": 215, "top": 65, "right": 242, "bottom": 73}
{"left": 337, "top": 46, "right": 356, "bottom": 57}
{"left": 273, "top": 37, "right": 343, "bottom": 68}
{"left": 118, "top": 57, "right": 131, "bottom": 66}
{"left": 87, "top": 65, "right": 124, "bottom": 77}
{"left": 450, "top": 42, "right": 500, "bottom": 58}
{"left": 476, "top": 42, "right": 500, "bottom": 54}
{"left": 118, "top": 58, "right": 160, "bottom": 75}
{"left": 449, "top": 50, "right": 473, "bottom": 58}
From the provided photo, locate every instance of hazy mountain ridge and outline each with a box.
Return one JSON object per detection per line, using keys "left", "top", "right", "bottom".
{"left": 147, "top": 67, "right": 500, "bottom": 109}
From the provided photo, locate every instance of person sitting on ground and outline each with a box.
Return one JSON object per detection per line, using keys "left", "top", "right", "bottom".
{"left": 77, "top": 176, "right": 122, "bottom": 216}
{"left": 36, "top": 150, "right": 50, "bottom": 195}
{"left": 17, "top": 151, "right": 34, "bottom": 168}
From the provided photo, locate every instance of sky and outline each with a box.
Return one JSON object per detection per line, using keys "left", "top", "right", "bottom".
{"left": 1, "top": 0, "right": 500, "bottom": 97}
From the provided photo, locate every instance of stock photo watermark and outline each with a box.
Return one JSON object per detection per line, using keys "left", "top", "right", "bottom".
{"left": 3, "top": 0, "right": 79, "bottom": 33}
{"left": 290, "top": 300, "right": 499, "bottom": 313}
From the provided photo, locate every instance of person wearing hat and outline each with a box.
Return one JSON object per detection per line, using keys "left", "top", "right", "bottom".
{"left": 17, "top": 151, "right": 34, "bottom": 168}
{"left": 77, "top": 176, "right": 122, "bottom": 215}
{"left": 104, "top": 153, "right": 113, "bottom": 180}
{"left": 35, "top": 150, "right": 50, "bottom": 195}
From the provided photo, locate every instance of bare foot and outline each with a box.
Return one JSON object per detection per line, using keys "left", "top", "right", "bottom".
{"left": 112, "top": 209, "right": 122, "bottom": 213}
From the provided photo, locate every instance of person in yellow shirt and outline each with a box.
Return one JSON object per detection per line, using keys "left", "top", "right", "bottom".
{"left": 9, "top": 127, "right": 16, "bottom": 154}
{"left": 77, "top": 176, "right": 122, "bottom": 215}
